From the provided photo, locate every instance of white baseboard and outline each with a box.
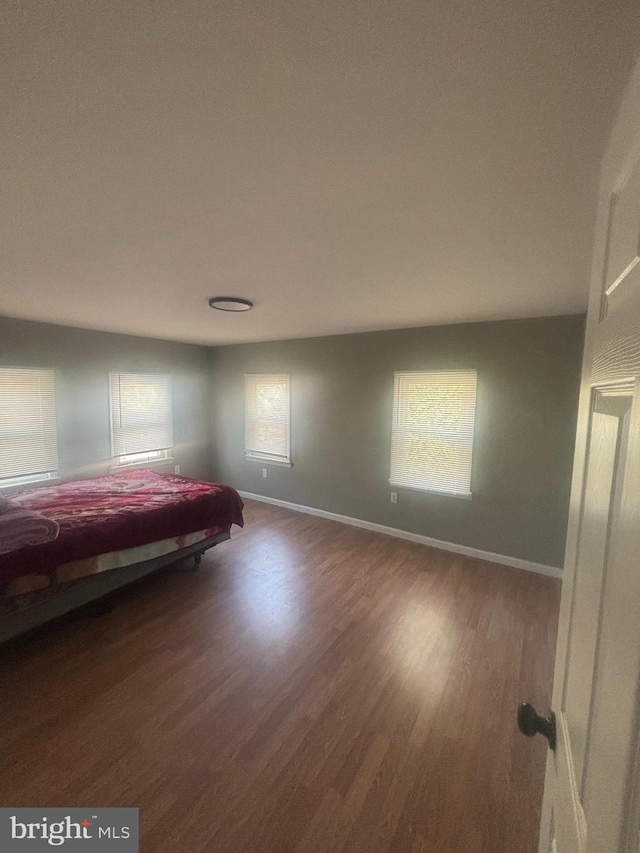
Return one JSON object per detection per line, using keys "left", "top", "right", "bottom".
{"left": 238, "top": 490, "right": 562, "bottom": 579}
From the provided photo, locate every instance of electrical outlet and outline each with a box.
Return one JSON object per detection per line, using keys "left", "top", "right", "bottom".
{"left": 390, "top": 492, "right": 398, "bottom": 504}
{"left": 174, "top": 465, "right": 181, "bottom": 475}
{"left": 262, "top": 468, "right": 268, "bottom": 478}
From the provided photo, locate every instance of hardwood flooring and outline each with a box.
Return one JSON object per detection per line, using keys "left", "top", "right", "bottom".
{"left": 0, "top": 499, "right": 560, "bottom": 852}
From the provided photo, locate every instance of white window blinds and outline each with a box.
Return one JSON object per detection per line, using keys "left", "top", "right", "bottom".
{"left": 0, "top": 367, "right": 59, "bottom": 483}
{"left": 110, "top": 373, "right": 173, "bottom": 459}
{"left": 390, "top": 370, "right": 477, "bottom": 497}
{"left": 245, "top": 374, "right": 290, "bottom": 464}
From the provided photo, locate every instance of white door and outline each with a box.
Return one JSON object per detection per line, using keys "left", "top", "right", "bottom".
{"left": 534, "top": 54, "right": 640, "bottom": 853}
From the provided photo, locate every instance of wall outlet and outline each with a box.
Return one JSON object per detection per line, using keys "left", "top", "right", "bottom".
{"left": 174, "top": 465, "right": 181, "bottom": 475}
{"left": 262, "top": 468, "right": 268, "bottom": 478}
{"left": 390, "top": 492, "right": 398, "bottom": 504}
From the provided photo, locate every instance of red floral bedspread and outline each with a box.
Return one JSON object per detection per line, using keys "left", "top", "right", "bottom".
{"left": 0, "top": 470, "right": 244, "bottom": 588}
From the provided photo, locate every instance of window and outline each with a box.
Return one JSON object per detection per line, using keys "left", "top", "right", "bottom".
{"left": 0, "top": 367, "right": 59, "bottom": 488}
{"left": 390, "top": 370, "right": 477, "bottom": 498}
{"left": 110, "top": 373, "right": 173, "bottom": 467}
{"left": 245, "top": 374, "right": 291, "bottom": 465}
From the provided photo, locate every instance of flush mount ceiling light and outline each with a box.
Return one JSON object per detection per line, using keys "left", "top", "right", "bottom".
{"left": 208, "top": 296, "right": 253, "bottom": 312}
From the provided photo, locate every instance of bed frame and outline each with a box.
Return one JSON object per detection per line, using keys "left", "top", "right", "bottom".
{"left": 0, "top": 531, "right": 230, "bottom": 644}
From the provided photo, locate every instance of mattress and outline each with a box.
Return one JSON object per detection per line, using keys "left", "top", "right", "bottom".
{"left": 0, "top": 469, "right": 244, "bottom": 595}
{"left": 3, "top": 528, "right": 217, "bottom": 597}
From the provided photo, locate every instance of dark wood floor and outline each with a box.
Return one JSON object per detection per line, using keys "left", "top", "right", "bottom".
{"left": 0, "top": 499, "right": 560, "bottom": 852}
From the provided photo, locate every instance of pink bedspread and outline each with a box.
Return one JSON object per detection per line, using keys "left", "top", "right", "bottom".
{"left": 0, "top": 470, "right": 244, "bottom": 589}
{"left": 0, "top": 507, "right": 59, "bottom": 555}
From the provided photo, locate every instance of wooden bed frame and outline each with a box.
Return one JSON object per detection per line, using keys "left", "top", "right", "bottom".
{"left": 0, "top": 530, "right": 230, "bottom": 644}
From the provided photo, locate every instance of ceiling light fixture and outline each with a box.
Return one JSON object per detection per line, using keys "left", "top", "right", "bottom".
{"left": 208, "top": 296, "right": 253, "bottom": 312}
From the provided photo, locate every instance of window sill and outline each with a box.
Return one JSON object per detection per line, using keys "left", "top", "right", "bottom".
{"left": 389, "top": 482, "right": 472, "bottom": 500}
{"left": 0, "top": 475, "right": 60, "bottom": 492}
{"left": 110, "top": 458, "right": 174, "bottom": 473}
{"left": 245, "top": 454, "right": 292, "bottom": 468}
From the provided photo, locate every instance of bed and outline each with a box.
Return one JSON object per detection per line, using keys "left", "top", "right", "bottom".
{"left": 0, "top": 469, "right": 244, "bottom": 642}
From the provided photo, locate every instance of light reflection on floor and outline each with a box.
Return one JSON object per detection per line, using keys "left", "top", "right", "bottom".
{"left": 233, "top": 530, "right": 304, "bottom": 644}
{"left": 385, "top": 600, "right": 453, "bottom": 695}
{"left": 229, "top": 523, "right": 454, "bottom": 701}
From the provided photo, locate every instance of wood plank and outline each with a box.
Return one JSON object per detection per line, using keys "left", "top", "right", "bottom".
{"left": 0, "top": 499, "right": 560, "bottom": 852}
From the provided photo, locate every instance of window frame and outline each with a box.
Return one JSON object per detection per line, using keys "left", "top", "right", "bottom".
{"left": 389, "top": 369, "right": 477, "bottom": 500}
{"left": 109, "top": 372, "right": 174, "bottom": 470}
{"left": 0, "top": 365, "right": 60, "bottom": 490}
{"left": 244, "top": 373, "right": 292, "bottom": 467}
{"left": 0, "top": 470, "right": 59, "bottom": 491}
{"left": 112, "top": 449, "right": 172, "bottom": 470}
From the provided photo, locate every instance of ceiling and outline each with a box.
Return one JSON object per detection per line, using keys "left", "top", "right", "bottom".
{"left": 1, "top": 0, "right": 639, "bottom": 346}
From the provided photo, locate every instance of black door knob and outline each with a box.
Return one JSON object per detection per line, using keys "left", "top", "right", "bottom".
{"left": 517, "top": 702, "right": 556, "bottom": 751}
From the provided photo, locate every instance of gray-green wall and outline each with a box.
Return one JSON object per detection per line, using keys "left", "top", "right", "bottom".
{"left": 0, "top": 314, "right": 584, "bottom": 568}
{"left": 0, "top": 316, "right": 212, "bottom": 482}
{"left": 210, "top": 315, "right": 584, "bottom": 568}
